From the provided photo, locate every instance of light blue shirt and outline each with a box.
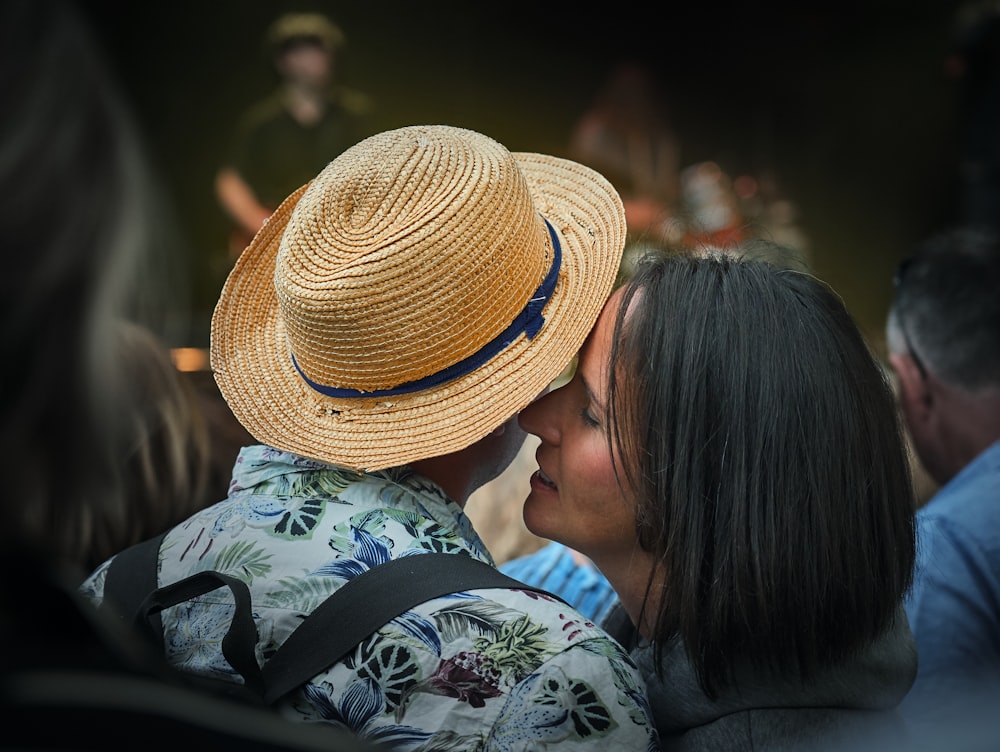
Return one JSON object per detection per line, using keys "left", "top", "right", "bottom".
{"left": 901, "top": 439, "right": 1000, "bottom": 728}
{"left": 501, "top": 541, "right": 619, "bottom": 626}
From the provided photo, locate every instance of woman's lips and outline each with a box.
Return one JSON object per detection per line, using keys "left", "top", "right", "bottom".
{"left": 533, "top": 468, "right": 558, "bottom": 490}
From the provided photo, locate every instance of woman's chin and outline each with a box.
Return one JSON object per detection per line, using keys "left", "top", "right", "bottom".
{"left": 521, "top": 493, "right": 556, "bottom": 541}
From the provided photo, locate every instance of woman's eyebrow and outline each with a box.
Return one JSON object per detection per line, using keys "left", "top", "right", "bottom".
{"left": 581, "top": 373, "right": 606, "bottom": 413}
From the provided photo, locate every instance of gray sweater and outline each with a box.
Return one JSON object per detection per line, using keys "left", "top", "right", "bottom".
{"left": 606, "top": 607, "right": 918, "bottom": 751}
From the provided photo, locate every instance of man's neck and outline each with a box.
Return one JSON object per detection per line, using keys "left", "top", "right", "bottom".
{"left": 283, "top": 83, "right": 325, "bottom": 126}
{"left": 936, "top": 382, "right": 1000, "bottom": 483}
{"left": 410, "top": 454, "right": 473, "bottom": 508}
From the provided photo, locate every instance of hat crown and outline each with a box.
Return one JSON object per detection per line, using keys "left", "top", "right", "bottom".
{"left": 274, "top": 125, "right": 550, "bottom": 393}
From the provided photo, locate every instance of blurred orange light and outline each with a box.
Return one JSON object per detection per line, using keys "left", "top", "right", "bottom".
{"left": 170, "top": 347, "right": 209, "bottom": 372}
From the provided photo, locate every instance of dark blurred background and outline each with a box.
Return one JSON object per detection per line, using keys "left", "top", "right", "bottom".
{"left": 80, "top": 0, "right": 973, "bottom": 350}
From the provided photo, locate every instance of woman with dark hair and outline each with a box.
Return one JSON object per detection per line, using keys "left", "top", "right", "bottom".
{"left": 0, "top": 2, "right": 375, "bottom": 748}
{"left": 518, "top": 246, "right": 919, "bottom": 750}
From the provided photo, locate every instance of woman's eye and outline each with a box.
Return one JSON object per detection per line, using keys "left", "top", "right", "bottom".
{"left": 580, "top": 407, "right": 600, "bottom": 427}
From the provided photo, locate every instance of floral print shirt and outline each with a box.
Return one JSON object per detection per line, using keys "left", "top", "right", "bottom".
{"left": 82, "top": 445, "right": 658, "bottom": 750}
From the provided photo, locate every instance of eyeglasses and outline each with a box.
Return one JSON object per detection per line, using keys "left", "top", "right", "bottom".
{"left": 892, "top": 258, "right": 928, "bottom": 380}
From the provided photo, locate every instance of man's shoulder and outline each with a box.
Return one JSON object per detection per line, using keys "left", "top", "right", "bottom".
{"left": 426, "top": 584, "right": 637, "bottom": 666}
{"left": 329, "top": 85, "right": 373, "bottom": 117}
{"left": 917, "top": 445, "right": 1000, "bottom": 539}
{"left": 908, "top": 466, "right": 1000, "bottom": 631}
{"left": 913, "top": 503, "right": 999, "bottom": 591}
{"left": 233, "top": 94, "right": 294, "bottom": 134}
{"left": 349, "top": 588, "right": 655, "bottom": 745}
{"left": 917, "top": 481, "right": 1000, "bottom": 552}
{"left": 926, "top": 441, "right": 1000, "bottom": 507}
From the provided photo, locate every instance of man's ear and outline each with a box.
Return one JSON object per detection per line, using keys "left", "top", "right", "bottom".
{"left": 889, "top": 351, "right": 933, "bottom": 423}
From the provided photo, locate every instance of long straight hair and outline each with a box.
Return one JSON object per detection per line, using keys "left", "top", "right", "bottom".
{"left": 608, "top": 248, "right": 916, "bottom": 697}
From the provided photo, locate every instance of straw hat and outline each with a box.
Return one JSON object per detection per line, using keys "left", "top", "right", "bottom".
{"left": 211, "top": 125, "right": 625, "bottom": 471}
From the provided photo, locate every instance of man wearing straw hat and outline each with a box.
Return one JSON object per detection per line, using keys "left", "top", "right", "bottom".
{"left": 83, "top": 125, "right": 658, "bottom": 747}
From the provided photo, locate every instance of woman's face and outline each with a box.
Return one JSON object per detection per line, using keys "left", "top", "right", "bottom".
{"left": 518, "top": 289, "right": 639, "bottom": 568}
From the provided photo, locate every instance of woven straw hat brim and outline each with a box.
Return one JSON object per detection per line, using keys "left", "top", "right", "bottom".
{"left": 211, "top": 151, "right": 625, "bottom": 471}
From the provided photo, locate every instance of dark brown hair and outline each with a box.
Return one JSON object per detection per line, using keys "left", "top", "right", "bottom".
{"left": 608, "top": 247, "right": 916, "bottom": 697}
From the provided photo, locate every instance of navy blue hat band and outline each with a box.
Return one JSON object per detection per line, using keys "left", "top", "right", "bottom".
{"left": 292, "top": 217, "right": 562, "bottom": 398}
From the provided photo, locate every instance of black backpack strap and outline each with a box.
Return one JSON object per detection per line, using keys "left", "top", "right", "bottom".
{"left": 261, "top": 552, "right": 565, "bottom": 704}
{"left": 103, "top": 544, "right": 567, "bottom": 706}
{"left": 100, "top": 531, "right": 168, "bottom": 643}
{"left": 102, "top": 532, "right": 265, "bottom": 698}
{"left": 135, "top": 570, "right": 265, "bottom": 698}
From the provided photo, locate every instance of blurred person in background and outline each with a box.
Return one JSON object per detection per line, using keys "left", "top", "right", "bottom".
{"left": 676, "top": 161, "right": 749, "bottom": 250}
{"left": 885, "top": 225, "right": 1000, "bottom": 737}
{"left": 0, "top": 0, "right": 186, "bottom": 578}
{"left": 86, "top": 319, "right": 216, "bottom": 573}
{"left": 570, "top": 61, "right": 681, "bottom": 257}
{"left": 0, "top": 2, "right": 378, "bottom": 747}
{"left": 500, "top": 540, "right": 619, "bottom": 625}
{"left": 214, "top": 11, "right": 373, "bottom": 261}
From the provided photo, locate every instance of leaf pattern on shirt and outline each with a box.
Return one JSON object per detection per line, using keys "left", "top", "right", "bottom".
{"left": 409, "top": 524, "right": 468, "bottom": 554}
{"left": 207, "top": 493, "right": 293, "bottom": 538}
{"left": 197, "top": 539, "right": 273, "bottom": 581}
{"left": 264, "top": 576, "right": 336, "bottom": 612}
{"left": 353, "top": 637, "right": 422, "bottom": 712}
{"left": 383, "top": 609, "right": 443, "bottom": 657}
{"left": 329, "top": 509, "right": 393, "bottom": 556}
{"left": 302, "top": 677, "right": 431, "bottom": 748}
{"left": 318, "top": 526, "right": 393, "bottom": 579}
{"left": 285, "top": 467, "right": 362, "bottom": 498}
{"left": 475, "top": 616, "right": 552, "bottom": 679}
{"left": 488, "top": 666, "right": 618, "bottom": 748}
{"left": 579, "top": 637, "right": 657, "bottom": 727}
{"left": 165, "top": 599, "right": 240, "bottom": 678}
{"left": 272, "top": 496, "right": 324, "bottom": 539}
{"left": 83, "top": 446, "right": 659, "bottom": 748}
{"left": 432, "top": 599, "right": 526, "bottom": 642}
{"left": 381, "top": 507, "right": 427, "bottom": 535}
